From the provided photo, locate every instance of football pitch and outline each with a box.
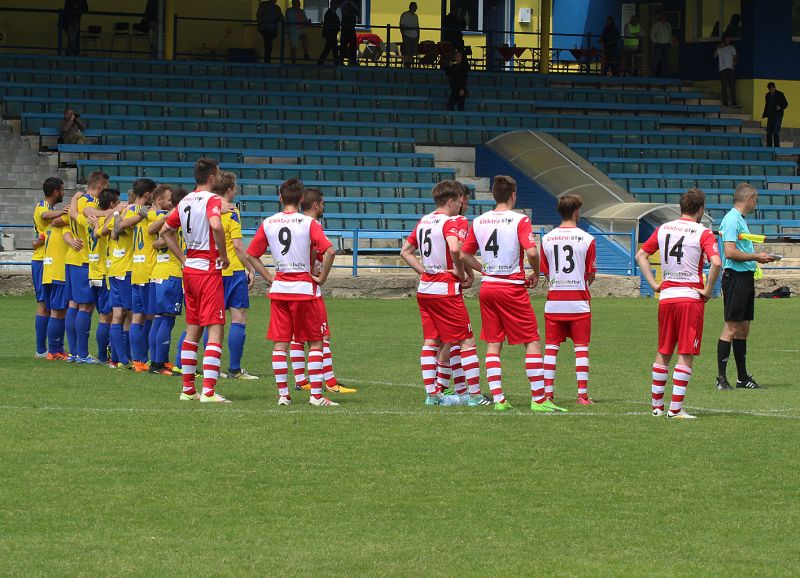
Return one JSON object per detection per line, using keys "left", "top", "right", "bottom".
{"left": 1, "top": 294, "right": 798, "bottom": 576}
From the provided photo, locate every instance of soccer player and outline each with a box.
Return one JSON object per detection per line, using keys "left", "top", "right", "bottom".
{"left": 162, "top": 158, "right": 231, "bottom": 403}
{"left": 63, "top": 171, "right": 109, "bottom": 364}
{"left": 32, "top": 178, "right": 68, "bottom": 358}
{"left": 149, "top": 187, "right": 187, "bottom": 376}
{"left": 246, "top": 178, "right": 337, "bottom": 407}
{"left": 214, "top": 172, "right": 258, "bottom": 380}
{"left": 400, "top": 180, "right": 486, "bottom": 407}
{"left": 540, "top": 194, "right": 597, "bottom": 405}
{"left": 290, "top": 187, "right": 356, "bottom": 394}
{"left": 115, "top": 178, "right": 158, "bottom": 372}
{"left": 41, "top": 178, "right": 71, "bottom": 360}
{"left": 636, "top": 188, "right": 722, "bottom": 419}
{"left": 461, "top": 175, "right": 565, "bottom": 412}
{"left": 715, "top": 183, "right": 776, "bottom": 390}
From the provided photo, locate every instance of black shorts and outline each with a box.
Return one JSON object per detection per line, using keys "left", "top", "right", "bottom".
{"left": 722, "top": 269, "right": 755, "bottom": 322}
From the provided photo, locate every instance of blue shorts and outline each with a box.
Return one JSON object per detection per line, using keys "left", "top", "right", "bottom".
{"left": 90, "top": 280, "right": 111, "bottom": 315}
{"left": 31, "top": 260, "right": 46, "bottom": 303}
{"left": 154, "top": 276, "right": 184, "bottom": 315}
{"left": 109, "top": 273, "right": 132, "bottom": 310}
{"left": 66, "top": 263, "right": 93, "bottom": 305}
{"left": 131, "top": 282, "right": 151, "bottom": 314}
{"left": 223, "top": 270, "right": 250, "bottom": 310}
{"left": 44, "top": 281, "right": 68, "bottom": 311}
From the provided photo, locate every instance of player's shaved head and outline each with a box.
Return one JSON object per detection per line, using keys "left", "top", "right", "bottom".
{"left": 280, "top": 178, "right": 304, "bottom": 207}
{"left": 432, "top": 180, "right": 462, "bottom": 207}
{"left": 733, "top": 183, "right": 758, "bottom": 203}
{"left": 213, "top": 171, "right": 237, "bottom": 198}
{"left": 97, "top": 188, "right": 120, "bottom": 210}
{"left": 194, "top": 157, "right": 220, "bottom": 185}
{"left": 171, "top": 188, "right": 189, "bottom": 207}
{"left": 301, "top": 188, "right": 324, "bottom": 212}
{"left": 86, "top": 170, "right": 109, "bottom": 192}
{"left": 557, "top": 193, "right": 583, "bottom": 220}
{"left": 491, "top": 175, "right": 516, "bottom": 204}
{"left": 679, "top": 188, "right": 706, "bottom": 216}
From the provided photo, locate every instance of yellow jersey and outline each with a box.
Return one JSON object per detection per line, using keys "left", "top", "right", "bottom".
{"left": 106, "top": 208, "right": 135, "bottom": 278}
{"left": 32, "top": 200, "right": 53, "bottom": 262}
{"left": 43, "top": 223, "right": 68, "bottom": 284}
{"left": 221, "top": 207, "right": 245, "bottom": 277}
{"left": 131, "top": 208, "right": 158, "bottom": 285}
{"left": 62, "top": 213, "right": 84, "bottom": 267}
{"left": 75, "top": 193, "right": 98, "bottom": 264}
{"left": 151, "top": 211, "right": 185, "bottom": 280}
{"left": 84, "top": 214, "right": 109, "bottom": 281}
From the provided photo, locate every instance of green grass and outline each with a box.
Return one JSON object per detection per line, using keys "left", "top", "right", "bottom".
{"left": 0, "top": 295, "right": 798, "bottom": 576}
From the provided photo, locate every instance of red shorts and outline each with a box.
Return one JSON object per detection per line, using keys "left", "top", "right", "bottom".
{"left": 269, "top": 298, "right": 323, "bottom": 343}
{"left": 657, "top": 299, "right": 705, "bottom": 356}
{"left": 545, "top": 314, "right": 592, "bottom": 345}
{"left": 316, "top": 297, "right": 330, "bottom": 338}
{"left": 417, "top": 294, "right": 473, "bottom": 343}
{"left": 183, "top": 271, "right": 225, "bottom": 327}
{"left": 479, "top": 282, "right": 539, "bottom": 345}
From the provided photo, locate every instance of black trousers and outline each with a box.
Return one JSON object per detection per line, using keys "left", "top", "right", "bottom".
{"left": 261, "top": 30, "right": 277, "bottom": 63}
{"left": 318, "top": 32, "right": 339, "bottom": 64}
{"left": 339, "top": 26, "right": 358, "bottom": 65}
{"left": 720, "top": 68, "right": 737, "bottom": 106}
{"left": 766, "top": 114, "right": 783, "bottom": 147}
{"left": 446, "top": 88, "right": 465, "bottom": 111}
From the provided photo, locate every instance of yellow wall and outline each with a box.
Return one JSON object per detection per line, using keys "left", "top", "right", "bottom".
{"left": 694, "top": 78, "right": 800, "bottom": 130}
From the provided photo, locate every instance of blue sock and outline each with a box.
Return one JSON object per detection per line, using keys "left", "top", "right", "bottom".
{"left": 175, "top": 330, "right": 186, "bottom": 368}
{"left": 228, "top": 322, "right": 246, "bottom": 372}
{"left": 202, "top": 329, "right": 209, "bottom": 348}
{"left": 123, "top": 330, "right": 132, "bottom": 361}
{"left": 96, "top": 322, "right": 111, "bottom": 362}
{"left": 75, "top": 310, "right": 92, "bottom": 359}
{"left": 47, "top": 316, "right": 65, "bottom": 355}
{"left": 148, "top": 317, "right": 161, "bottom": 363}
{"left": 35, "top": 314, "right": 49, "bottom": 354}
{"left": 111, "top": 324, "right": 129, "bottom": 365}
{"left": 156, "top": 316, "right": 176, "bottom": 364}
{"left": 65, "top": 306, "right": 78, "bottom": 356}
{"left": 144, "top": 318, "right": 153, "bottom": 361}
{"left": 129, "top": 322, "right": 144, "bottom": 363}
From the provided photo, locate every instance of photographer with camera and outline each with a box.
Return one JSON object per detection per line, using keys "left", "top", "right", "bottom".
{"left": 58, "top": 108, "right": 87, "bottom": 145}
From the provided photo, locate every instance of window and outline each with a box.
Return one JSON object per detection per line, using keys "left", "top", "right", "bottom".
{"left": 793, "top": 0, "right": 800, "bottom": 40}
{"left": 693, "top": 0, "right": 741, "bottom": 41}
{"left": 450, "top": 0, "right": 483, "bottom": 32}
{"left": 302, "top": 0, "right": 368, "bottom": 26}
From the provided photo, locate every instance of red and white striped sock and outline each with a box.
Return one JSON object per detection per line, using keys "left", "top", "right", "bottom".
{"left": 543, "top": 344, "right": 559, "bottom": 398}
{"left": 436, "top": 361, "right": 452, "bottom": 393}
{"left": 485, "top": 353, "right": 503, "bottom": 403}
{"left": 181, "top": 339, "right": 198, "bottom": 395}
{"left": 201, "top": 342, "right": 222, "bottom": 397}
{"left": 290, "top": 341, "right": 308, "bottom": 387}
{"left": 669, "top": 364, "right": 692, "bottom": 414}
{"left": 651, "top": 363, "right": 669, "bottom": 411}
{"left": 461, "top": 347, "right": 481, "bottom": 395}
{"left": 308, "top": 347, "right": 324, "bottom": 399}
{"left": 420, "top": 345, "right": 438, "bottom": 395}
{"left": 526, "top": 354, "right": 545, "bottom": 403}
{"left": 575, "top": 345, "right": 589, "bottom": 398}
{"left": 449, "top": 345, "right": 467, "bottom": 395}
{"left": 272, "top": 350, "right": 290, "bottom": 398}
{"left": 322, "top": 340, "right": 337, "bottom": 387}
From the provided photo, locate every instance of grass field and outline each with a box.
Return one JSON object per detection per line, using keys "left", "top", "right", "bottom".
{"left": 1, "top": 294, "right": 798, "bottom": 576}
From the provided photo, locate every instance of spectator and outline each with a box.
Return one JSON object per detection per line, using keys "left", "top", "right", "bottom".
{"left": 446, "top": 50, "right": 468, "bottom": 112}
{"left": 714, "top": 35, "right": 740, "bottom": 108}
{"left": 60, "top": 0, "right": 88, "bottom": 56}
{"left": 399, "top": 2, "right": 420, "bottom": 68}
{"left": 339, "top": 0, "right": 360, "bottom": 66}
{"left": 443, "top": 8, "right": 466, "bottom": 51}
{"left": 724, "top": 13, "right": 742, "bottom": 38}
{"left": 622, "top": 14, "right": 643, "bottom": 76}
{"left": 600, "top": 16, "right": 620, "bottom": 76}
{"left": 317, "top": 0, "right": 341, "bottom": 65}
{"left": 144, "top": 0, "right": 159, "bottom": 57}
{"left": 650, "top": 11, "right": 672, "bottom": 77}
{"left": 285, "top": 0, "right": 311, "bottom": 63}
{"left": 58, "top": 108, "right": 87, "bottom": 145}
{"left": 256, "top": 0, "right": 285, "bottom": 63}
{"left": 762, "top": 82, "right": 789, "bottom": 148}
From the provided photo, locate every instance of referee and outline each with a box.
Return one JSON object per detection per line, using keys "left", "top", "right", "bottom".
{"left": 716, "top": 183, "right": 775, "bottom": 390}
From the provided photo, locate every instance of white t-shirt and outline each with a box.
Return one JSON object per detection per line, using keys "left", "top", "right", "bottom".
{"left": 716, "top": 45, "right": 736, "bottom": 71}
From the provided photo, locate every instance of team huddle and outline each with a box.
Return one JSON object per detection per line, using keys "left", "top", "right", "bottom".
{"left": 31, "top": 159, "right": 721, "bottom": 416}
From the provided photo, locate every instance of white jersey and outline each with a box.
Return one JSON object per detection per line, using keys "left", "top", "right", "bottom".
{"left": 641, "top": 218, "right": 719, "bottom": 302}
{"left": 540, "top": 227, "right": 596, "bottom": 316}
{"left": 461, "top": 210, "right": 536, "bottom": 284}
{"left": 407, "top": 211, "right": 468, "bottom": 296}
{"left": 165, "top": 189, "right": 222, "bottom": 274}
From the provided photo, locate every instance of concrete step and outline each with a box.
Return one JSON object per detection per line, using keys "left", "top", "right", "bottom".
{"left": 437, "top": 161, "right": 475, "bottom": 178}
{"left": 416, "top": 145, "right": 475, "bottom": 163}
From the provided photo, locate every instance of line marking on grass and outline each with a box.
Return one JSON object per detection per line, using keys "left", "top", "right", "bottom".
{"left": 620, "top": 400, "right": 800, "bottom": 420}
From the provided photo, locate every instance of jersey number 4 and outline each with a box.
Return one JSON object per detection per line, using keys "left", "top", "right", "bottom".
{"left": 663, "top": 234, "right": 685, "bottom": 264}
{"left": 484, "top": 229, "right": 500, "bottom": 258}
